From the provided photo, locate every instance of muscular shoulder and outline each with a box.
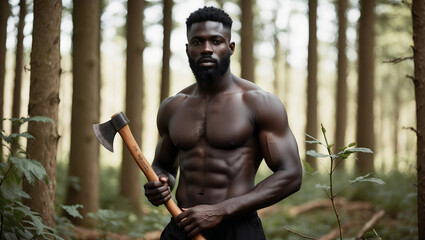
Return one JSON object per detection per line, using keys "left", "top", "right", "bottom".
{"left": 240, "top": 83, "right": 289, "bottom": 131}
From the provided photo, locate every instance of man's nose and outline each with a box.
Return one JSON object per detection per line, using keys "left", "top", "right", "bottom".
{"left": 201, "top": 41, "right": 213, "bottom": 54}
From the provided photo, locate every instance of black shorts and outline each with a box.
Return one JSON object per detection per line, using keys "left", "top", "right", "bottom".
{"left": 160, "top": 212, "right": 266, "bottom": 240}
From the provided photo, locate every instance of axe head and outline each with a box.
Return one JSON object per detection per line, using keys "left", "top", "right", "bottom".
{"left": 93, "top": 112, "right": 130, "bottom": 152}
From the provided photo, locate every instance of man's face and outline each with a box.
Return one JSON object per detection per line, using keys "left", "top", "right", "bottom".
{"left": 186, "top": 21, "right": 235, "bottom": 82}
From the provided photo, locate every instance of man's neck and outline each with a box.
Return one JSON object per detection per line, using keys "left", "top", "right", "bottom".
{"left": 195, "top": 71, "right": 234, "bottom": 97}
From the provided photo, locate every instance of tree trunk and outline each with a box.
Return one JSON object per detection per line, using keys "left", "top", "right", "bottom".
{"left": 0, "top": 0, "right": 9, "bottom": 159}
{"left": 334, "top": 0, "right": 348, "bottom": 168}
{"left": 272, "top": 6, "right": 280, "bottom": 98}
{"left": 11, "top": 0, "right": 26, "bottom": 155}
{"left": 412, "top": 0, "right": 425, "bottom": 237}
{"left": 23, "top": 0, "right": 61, "bottom": 229}
{"left": 392, "top": 81, "right": 401, "bottom": 166}
{"left": 66, "top": 0, "right": 100, "bottom": 227}
{"left": 240, "top": 0, "right": 255, "bottom": 82}
{"left": 356, "top": 0, "right": 375, "bottom": 175}
{"left": 283, "top": 11, "right": 294, "bottom": 107}
{"left": 305, "top": 0, "right": 318, "bottom": 167}
{"left": 120, "top": 0, "right": 145, "bottom": 215}
{"left": 160, "top": 0, "right": 172, "bottom": 102}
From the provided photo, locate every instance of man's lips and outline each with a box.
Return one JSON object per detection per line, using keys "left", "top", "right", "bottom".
{"left": 198, "top": 58, "right": 216, "bottom": 67}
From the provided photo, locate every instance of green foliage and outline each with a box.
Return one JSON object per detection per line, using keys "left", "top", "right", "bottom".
{"left": 0, "top": 117, "right": 64, "bottom": 240}
{"left": 293, "top": 124, "right": 385, "bottom": 240}
{"left": 55, "top": 159, "right": 170, "bottom": 239}
{"left": 260, "top": 171, "right": 417, "bottom": 240}
{"left": 86, "top": 207, "right": 169, "bottom": 240}
{"left": 61, "top": 204, "right": 83, "bottom": 219}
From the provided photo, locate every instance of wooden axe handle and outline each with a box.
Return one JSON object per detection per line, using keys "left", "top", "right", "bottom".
{"left": 118, "top": 125, "right": 206, "bottom": 240}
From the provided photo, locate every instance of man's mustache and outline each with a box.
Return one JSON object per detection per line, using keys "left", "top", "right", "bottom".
{"left": 197, "top": 56, "right": 218, "bottom": 65}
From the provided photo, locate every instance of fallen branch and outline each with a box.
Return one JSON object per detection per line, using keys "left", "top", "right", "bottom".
{"left": 355, "top": 210, "right": 385, "bottom": 239}
{"left": 289, "top": 197, "right": 373, "bottom": 216}
{"left": 283, "top": 227, "right": 318, "bottom": 240}
{"left": 289, "top": 198, "right": 347, "bottom": 216}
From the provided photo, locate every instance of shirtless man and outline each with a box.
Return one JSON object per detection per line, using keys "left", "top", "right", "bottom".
{"left": 144, "top": 6, "right": 302, "bottom": 240}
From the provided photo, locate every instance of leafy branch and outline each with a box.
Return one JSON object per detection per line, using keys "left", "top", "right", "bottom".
{"left": 300, "top": 124, "right": 385, "bottom": 240}
{"left": 0, "top": 116, "right": 67, "bottom": 240}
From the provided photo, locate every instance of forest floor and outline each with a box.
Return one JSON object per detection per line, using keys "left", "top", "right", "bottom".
{"left": 57, "top": 168, "right": 417, "bottom": 240}
{"left": 69, "top": 197, "right": 391, "bottom": 240}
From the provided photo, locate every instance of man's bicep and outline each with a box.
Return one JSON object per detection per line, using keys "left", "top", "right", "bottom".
{"left": 256, "top": 97, "right": 300, "bottom": 172}
{"left": 259, "top": 127, "right": 300, "bottom": 173}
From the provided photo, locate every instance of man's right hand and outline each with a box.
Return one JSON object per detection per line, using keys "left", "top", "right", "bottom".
{"left": 144, "top": 175, "right": 171, "bottom": 206}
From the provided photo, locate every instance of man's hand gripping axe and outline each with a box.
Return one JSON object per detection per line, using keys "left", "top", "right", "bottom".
{"left": 93, "top": 112, "right": 206, "bottom": 240}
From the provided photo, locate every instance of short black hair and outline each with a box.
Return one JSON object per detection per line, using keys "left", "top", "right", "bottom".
{"left": 186, "top": 6, "right": 233, "bottom": 32}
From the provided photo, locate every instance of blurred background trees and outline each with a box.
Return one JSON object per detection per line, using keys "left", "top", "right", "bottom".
{"left": 0, "top": 0, "right": 421, "bottom": 239}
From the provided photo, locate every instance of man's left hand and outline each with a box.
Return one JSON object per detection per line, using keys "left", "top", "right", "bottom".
{"left": 175, "top": 204, "right": 224, "bottom": 238}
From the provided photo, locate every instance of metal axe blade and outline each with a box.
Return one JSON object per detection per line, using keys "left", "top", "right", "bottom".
{"left": 93, "top": 112, "right": 130, "bottom": 152}
{"left": 93, "top": 121, "right": 116, "bottom": 152}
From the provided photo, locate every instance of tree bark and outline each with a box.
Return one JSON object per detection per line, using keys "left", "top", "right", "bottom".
{"left": 412, "top": 0, "right": 425, "bottom": 237}
{"left": 160, "top": 0, "right": 172, "bottom": 102}
{"left": 272, "top": 5, "right": 280, "bottom": 98}
{"left": 334, "top": 0, "right": 348, "bottom": 168}
{"left": 66, "top": 0, "right": 100, "bottom": 227}
{"left": 240, "top": 0, "right": 255, "bottom": 82}
{"left": 120, "top": 0, "right": 145, "bottom": 215}
{"left": 356, "top": 0, "right": 375, "bottom": 175}
{"left": 283, "top": 10, "right": 294, "bottom": 107}
{"left": 11, "top": 0, "right": 26, "bottom": 155}
{"left": 0, "top": 0, "right": 9, "bottom": 159}
{"left": 305, "top": 0, "right": 318, "bottom": 167}
{"left": 23, "top": 0, "right": 61, "bottom": 229}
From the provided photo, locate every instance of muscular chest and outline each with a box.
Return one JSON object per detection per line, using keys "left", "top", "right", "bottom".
{"left": 169, "top": 94, "right": 254, "bottom": 149}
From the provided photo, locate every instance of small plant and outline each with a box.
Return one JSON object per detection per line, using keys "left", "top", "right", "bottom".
{"left": 294, "top": 124, "right": 385, "bottom": 239}
{"left": 88, "top": 209, "right": 128, "bottom": 240}
{"left": 0, "top": 116, "right": 65, "bottom": 240}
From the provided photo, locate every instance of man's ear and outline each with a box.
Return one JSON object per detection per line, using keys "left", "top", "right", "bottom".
{"left": 229, "top": 42, "right": 235, "bottom": 55}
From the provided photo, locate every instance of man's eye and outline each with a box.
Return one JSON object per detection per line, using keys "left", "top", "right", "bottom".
{"left": 213, "top": 40, "right": 223, "bottom": 45}
{"left": 191, "top": 40, "right": 201, "bottom": 45}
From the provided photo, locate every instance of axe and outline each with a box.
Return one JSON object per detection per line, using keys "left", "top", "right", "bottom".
{"left": 93, "top": 112, "right": 206, "bottom": 240}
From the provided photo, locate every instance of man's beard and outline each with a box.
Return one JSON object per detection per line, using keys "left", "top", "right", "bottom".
{"left": 188, "top": 51, "right": 231, "bottom": 82}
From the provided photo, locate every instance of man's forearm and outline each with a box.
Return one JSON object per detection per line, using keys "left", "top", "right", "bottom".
{"left": 215, "top": 169, "right": 302, "bottom": 217}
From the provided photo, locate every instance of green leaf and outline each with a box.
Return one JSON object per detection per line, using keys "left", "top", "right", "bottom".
{"left": 345, "top": 147, "right": 373, "bottom": 154}
{"left": 306, "top": 150, "right": 329, "bottom": 158}
{"left": 315, "top": 184, "right": 330, "bottom": 191}
{"left": 23, "top": 229, "right": 34, "bottom": 239}
{"left": 22, "top": 116, "right": 54, "bottom": 124}
{"left": 349, "top": 173, "right": 385, "bottom": 185}
{"left": 14, "top": 189, "right": 31, "bottom": 199}
{"left": 1, "top": 187, "right": 17, "bottom": 200}
{"left": 62, "top": 204, "right": 84, "bottom": 219}
{"left": 17, "top": 132, "right": 34, "bottom": 139}
{"left": 24, "top": 214, "right": 45, "bottom": 234}
{"left": 302, "top": 159, "right": 317, "bottom": 175}
{"left": 305, "top": 133, "right": 322, "bottom": 145}
{"left": 10, "top": 157, "right": 48, "bottom": 185}
{"left": 348, "top": 142, "right": 356, "bottom": 147}
{"left": 340, "top": 152, "right": 351, "bottom": 159}
{"left": 4, "top": 232, "right": 18, "bottom": 240}
{"left": 354, "top": 177, "right": 385, "bottom": 185}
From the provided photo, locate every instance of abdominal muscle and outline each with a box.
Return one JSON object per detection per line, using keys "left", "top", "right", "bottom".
{"left": 175, "top": 139, "right": 262, "bottom": 208}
